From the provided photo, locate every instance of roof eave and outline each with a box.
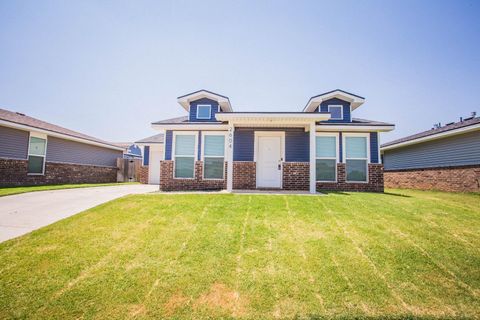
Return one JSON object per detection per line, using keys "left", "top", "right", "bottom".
{"left": 303, "top": 90, "right": 365, "bottom": 112}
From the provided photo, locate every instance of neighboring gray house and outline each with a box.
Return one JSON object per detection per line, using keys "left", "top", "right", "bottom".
{"left": 0, "top": 108, "right": 124, "bottom": 186}
{"left": 381, "top": 116, "right": 480, "bottom": 192}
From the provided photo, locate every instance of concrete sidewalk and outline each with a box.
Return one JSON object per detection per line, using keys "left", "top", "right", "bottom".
{"left": 0, "top": 184, "right": 159, "bottom": 243}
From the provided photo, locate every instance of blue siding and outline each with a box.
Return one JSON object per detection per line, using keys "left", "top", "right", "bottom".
{"left": 143, "top": 146, "right": 150, "bottom": 165}
{"left": 233, "top": 129, "right": 254, "bottom": 161}
{"left": 370, "top": 132, "right": 379, "bottom": 163}
{"left": 165, "top": 130, "right": 173, "bottom": 160}
{"left": 383, "top": 130, "right": 480, "bottom": 170}
{"left": 189, "top": 98, "right": 220, "bottom": 122}
{"left": 317, "top": 98, "right": 351, "bottom": 123}
{"left": 285, "top": 130, "right": 309, "bottom": 162}
{"left": 0, "top": 125, "right": 29, "bottom": 159}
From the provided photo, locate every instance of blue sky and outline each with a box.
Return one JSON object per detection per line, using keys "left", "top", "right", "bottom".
{"left": 0, "top": 0, "right": 479, "bottom": 143}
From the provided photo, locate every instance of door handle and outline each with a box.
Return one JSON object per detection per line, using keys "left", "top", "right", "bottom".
{"left": 278, "top": 164, "right": 281, "bottom": 170}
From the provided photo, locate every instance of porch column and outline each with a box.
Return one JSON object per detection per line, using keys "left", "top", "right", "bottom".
{"left": 226, "top": 123, "right": 234, "bottom": 192}
{"left": 309, "top": 121, "right": 316, "bottom": 194}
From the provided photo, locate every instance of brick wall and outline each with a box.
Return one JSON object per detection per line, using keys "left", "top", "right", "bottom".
{"left": 384, "top": 165, "right": 480, "bottom": 192}
{"left": 233, "top": 161, "right": 256, "bottom": 190}
{"left": 138, "top": 165, "right": 149, "bottom": 184}
{"left": 283, "top": 162, "right": 309, "bottom": 190}
{"left": 317, "top": 163, "right": 384, "bottom": 192}
{"left": 159, "top": 160, "right": 226, "bottom": 191}
{"left": 0, "top": 158, "right": 117, "bottom": 186}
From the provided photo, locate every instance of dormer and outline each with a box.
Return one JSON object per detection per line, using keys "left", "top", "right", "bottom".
{"left": 303, "top": 89, "right": 365, "bottom": 123}
{"left": 177, "top": 90, "right": 232, "bottom": 122}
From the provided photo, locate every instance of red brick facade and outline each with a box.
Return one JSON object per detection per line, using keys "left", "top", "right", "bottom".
{"left": 233, "top": 161, "right": 256, "bottom": 189}
{"left": 159, "top": 160, "right": 227, "bottom": 191}
{"left": 283, "top": 162, "right": 309, "bottom": 190}
{"left": 384, "top": 165, "right": 480, "bottom": 192}
{"left": 137, "top": 165, "right": 149, "bottom": 184}
{"left": 158, "top": 159, "right": 384, "bottom": 192}
{"left": 316, "top": 163, "right": 384, "bottom": 192}
{"left": 0, "top": 158, "right": 117, "bottom": 186}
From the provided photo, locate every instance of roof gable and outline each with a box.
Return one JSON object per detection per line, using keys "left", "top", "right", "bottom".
{"left": 303, "top": 89, "right": 365, "bottom": 112}
{"left": 177, "top": 90, "right": 232, "bottom": 112}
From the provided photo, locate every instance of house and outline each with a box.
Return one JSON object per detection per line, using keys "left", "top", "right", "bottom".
{"left": 381, "top": 115, "right": 480, "bottom": 192}
{"left": 135, "top": 133, "right": 164, "bottom": 184}
{"left": 0, "top": 108, "right": 124, "bottom": 186}
{"left": 138, "top": 89, "right": 394, "bottom": 193}
{"left": 116, "top": 143, "right": 143, "bottom": 159}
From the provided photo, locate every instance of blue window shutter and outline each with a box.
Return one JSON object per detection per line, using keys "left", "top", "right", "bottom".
{"left": 165, "top": 131, "right": 173, "bottom": 160}
{"left": 370, "top": 132, "right": 379, "bottom": 163}
{"left": 143, "top": 146, "right": 150, "bottom": 165}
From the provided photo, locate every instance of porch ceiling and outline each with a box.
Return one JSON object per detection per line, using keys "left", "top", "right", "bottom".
{"left": 215, "top": 113, "right": 330, "bottom": 129}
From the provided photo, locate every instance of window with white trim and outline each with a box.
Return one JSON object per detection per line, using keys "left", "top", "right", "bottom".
{"left": 174, "top": 134, "right": 196, "bottom": 178}
{"left": 345, "top": 136, "right": 368, "bottom": 182}
{"left": 28, "top": 135, "right": 47, "bottom": 174}
{"left": 196, "top": 104, "right": 212, "bottom": 119}
{"left": 328, "top": 105, "right": 343, "bottom": 120}
{"left": 316, "top": 135, "right": 337, "bottom": 181}
{"left": 203, "top": 134, "right": 225, "bottom": 179}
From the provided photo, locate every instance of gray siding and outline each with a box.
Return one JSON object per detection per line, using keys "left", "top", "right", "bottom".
{"left": 46, "top": 136, "right": 122, "bottom": 167}
{"left": 0, "top": 125, "right": 29, "bottom": 159}
{"left": 383, "top": 130, "right": 480, "bottom": 170}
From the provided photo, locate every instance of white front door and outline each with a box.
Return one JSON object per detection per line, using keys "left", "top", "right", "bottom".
{"left": 257, "top": 136, "right": 282, "bottom": 188}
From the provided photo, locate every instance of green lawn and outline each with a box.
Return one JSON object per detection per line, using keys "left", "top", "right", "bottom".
{"left": 0, "top": 190, "right": 479, "bottom": 319}
{"left": 0, "top": 182, "right": 139, "bottom": 197}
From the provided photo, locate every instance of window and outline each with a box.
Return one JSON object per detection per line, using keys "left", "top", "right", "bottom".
{"left": 28, "top": 135, "right": 47, "bottom": 174}
{"left": 174, "top": 134, "right": 196, "bottom": 178}
{"left": 316, "top": 135, "right": 337, "bottom": 181}
{"left": 196, "top": 104, "right": 212, "bottom": 119}
{"left": 203, "top": 134, "right": 225, "bottom": 179}
{"left": 328, "top": 105, "right": 343, "bottom": 120}
{"left": 345, "top": 135, "right": 368, "bottom": 182}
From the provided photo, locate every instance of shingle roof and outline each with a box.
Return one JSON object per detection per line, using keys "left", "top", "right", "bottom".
{"left": 318, "top": 118, "right": 394, "bottom": 126}
{"left": 382, "top": 116, "right": 480, "bottom": 148}
{"left": 151, "top": 116, "right": 190, "bottom": 125}
{"left": 0, "top": 108, "right": 121, "bottom": 149}
{"left": 135, "top": 133, "right": 164, "bottom": 144}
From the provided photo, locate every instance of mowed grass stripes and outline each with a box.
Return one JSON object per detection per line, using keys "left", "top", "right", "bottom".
{"left": 0, "top": 189, "right": 479, "bottom": 319}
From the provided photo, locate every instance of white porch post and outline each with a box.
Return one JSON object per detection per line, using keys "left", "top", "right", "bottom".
{"left": 226, "top": 123, "right": 234, "bottom": 192}
{"left": 309, "top": 121, "right": 316, "bottom": 194}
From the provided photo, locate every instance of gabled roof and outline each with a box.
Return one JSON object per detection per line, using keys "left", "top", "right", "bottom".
{"left": 135, "top": 133, "right": 164, "bottom": 144}
{"left": 381, "top": 116, "right": 480, "bottom": 150}
{"left": 152, "top": 116, "right": 190, "bottom": 125}
{"left": 303, "top": 89, "right": 365, "bottom": 112}
{"left": 0, "top": 108, "right": 123, "bottom": 150}
{"left": 177, "top": 89, "right": 232, "bottom": 112}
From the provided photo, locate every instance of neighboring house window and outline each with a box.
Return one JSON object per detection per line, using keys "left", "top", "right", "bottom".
{"left": 28, "top": 135, "right": 47, "bottom": 175}
{"left": 203, "top": 134, "right": 225, "bottom": 179}
{"left": 316, "top": 135, "right": 337, "bottom": 182}
{"left": 328, "top": 105, "right": 343, "bottom": 120}
{"left": 345, "top": 135, "right": 368, "bottom": 182}
{"left": 174, "top": 133, "right": 196, "bottom": 178}
{"left": 196, "top": 104, "right": 212, "bottom": 119}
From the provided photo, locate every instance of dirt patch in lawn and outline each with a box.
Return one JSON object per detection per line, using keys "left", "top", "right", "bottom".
{"left": 193, "top": 283, "right": 248, "bottom": 316}
{"left": 164, "top": 293, "right": 189, "bottom": 316}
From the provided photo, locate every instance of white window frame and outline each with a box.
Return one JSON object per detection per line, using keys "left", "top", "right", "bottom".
{"left": 27, "top": 131, "right": 48, "bottom": 176}
{"left": 315, "top": 132, "right": 339, "bottom": 182}
{"left": 196, "top": 104, "right": 212, "bottom": 120}
{"left": 343, "top": 132, "right": 370, "bottom": 183}
{"left": 328, "top": 105, "right": 343, "bottom": 120}
{"left": 201, "top": 131, "right": 227, "bottom": 180}
{"left": 172, "top": 131, "right": 198, "bottom": 179}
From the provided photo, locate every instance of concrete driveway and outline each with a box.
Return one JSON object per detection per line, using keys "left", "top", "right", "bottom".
{"left": 0, "top": 184, "right": 159, "bottom": 243}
